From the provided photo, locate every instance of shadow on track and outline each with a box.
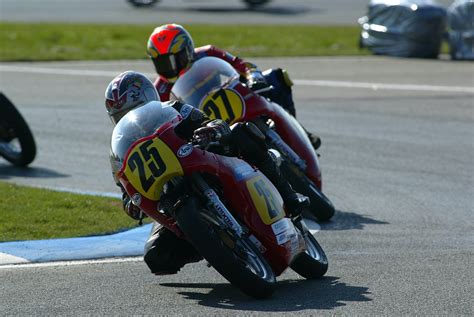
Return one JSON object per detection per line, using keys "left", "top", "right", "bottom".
{"left": 145, "top": 5, "right": 322, "bottom": 16}
{"left": 161, "top": 276, "right": 371, "bottom": 311}
{"left": 0, "top": 164, "right": 69, "bottom": 180}
{"left": 320, "top": 210, "right": 389, "bottom": 231}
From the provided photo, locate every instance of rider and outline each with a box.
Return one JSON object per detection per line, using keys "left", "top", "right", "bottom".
{"left": 105, "top": 71, "right": 309, "bottom": 275}
{"left": 146, "top": 23, "right": 321, "bottom": 150}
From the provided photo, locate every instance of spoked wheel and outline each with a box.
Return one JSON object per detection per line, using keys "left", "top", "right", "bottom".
{"left": 0, "top": 93, "right": 36, "bottom": 166}
{"left": 290, "top": 219, "right": 328, "bottom": 279}
{"left": 174, "top": 196, "right": 276, "bottom": 298}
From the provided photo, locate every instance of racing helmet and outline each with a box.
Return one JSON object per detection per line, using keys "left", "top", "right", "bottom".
{"left": 105, "top": 71, "right": 160, "bottom": 125}
{"left": 147, "top": 24, "right": 195, "bottom": 82}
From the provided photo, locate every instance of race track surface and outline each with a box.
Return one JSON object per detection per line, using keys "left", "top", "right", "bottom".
{"left": 0, "top": 57, "right": 473, "bottom": 315}
{"left": 0, "top": 0, "right": 455, "bottom": 25}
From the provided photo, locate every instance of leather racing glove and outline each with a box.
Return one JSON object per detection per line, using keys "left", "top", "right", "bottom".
{"left": 193, "top": 119, "right": 232, "bottom": 151}
{"left": 122, "top": 192, "right": 144, "bottom": 220}
{"left": 246, "top": 71, "right": 269, "bottom": 92}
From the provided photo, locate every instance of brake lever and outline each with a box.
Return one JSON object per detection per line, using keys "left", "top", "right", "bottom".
{"left": 192, "top": 131, "right": 222, "bottom": 150}
{"left": 253, "top": 85, "right": 274, "bottom": 95}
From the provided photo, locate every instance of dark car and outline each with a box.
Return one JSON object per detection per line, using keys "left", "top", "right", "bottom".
{"left": 447, "top": 0, "right": 474, "bottom": 60}
{"left": 358, "top": 0, "right": 447, "bottom": 58}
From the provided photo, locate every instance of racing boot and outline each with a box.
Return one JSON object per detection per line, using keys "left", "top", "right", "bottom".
{"left": 303, "top": 127, "right": 321, "bottom": 151}
{"left": 258, "top": 153, "right": 310, "bottom": 218}
{"left": 144, "top": 223, "right": 202, "bottom": 275}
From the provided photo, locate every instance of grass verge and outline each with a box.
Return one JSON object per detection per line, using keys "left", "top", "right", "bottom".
{"left": 0, "top": 181, "right": 142, "bottom": 242}
{"left": 0, "top": 22, "right": 369, "bottom": 61}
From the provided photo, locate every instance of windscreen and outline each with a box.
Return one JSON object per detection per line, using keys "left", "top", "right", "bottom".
{"left": 110, "top": 101, "right": 179, "bottom": 164}
{"left": 170, "top": 56, "right": 240, "bottom": 108}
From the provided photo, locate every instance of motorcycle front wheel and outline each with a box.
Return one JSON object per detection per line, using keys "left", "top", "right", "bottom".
{"left": 290, "top": 222, "right": 328, "bottom": 279}
{"left": 175, "top": 196, "right": 276, "bottom": 299}
{"left": 0, "top": 93, "right": 36, "bottom": 167}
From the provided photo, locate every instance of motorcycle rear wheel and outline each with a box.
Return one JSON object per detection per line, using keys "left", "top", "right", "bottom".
{"left": 175, "top": 196, "right": 276, "bottom": 299}
{"left": 290, "top": 226, "right": 328, "bottom": 279}
{"left": 0, "top": 93, "right": 36, "bottom": 167}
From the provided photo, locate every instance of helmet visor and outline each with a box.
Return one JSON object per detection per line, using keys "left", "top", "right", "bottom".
{"left": 152, "top": 49, "right": 190, "bottom": 79}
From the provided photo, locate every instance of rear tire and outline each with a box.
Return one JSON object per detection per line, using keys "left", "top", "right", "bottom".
{"left": 290, "top": 225, "right": 328, "bottom": 279}
{"left": 0, "top": 93, "right": 36, "bottom": 166}
{"left": 175, "top": 196, "right": 276, "bottom": 298}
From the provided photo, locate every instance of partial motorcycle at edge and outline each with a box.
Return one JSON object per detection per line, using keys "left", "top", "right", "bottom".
{"left": 0, "top": 92, "right": 36, "bottom": 167}
{"left": 171, "top": 57, "right": 335, "bottom": 222}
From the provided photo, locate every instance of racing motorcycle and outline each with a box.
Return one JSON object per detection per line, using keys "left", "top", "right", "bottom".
{"left": 171, "top": 57, "right": 335, "bottom": 222}
{"left": 112, "top": 101, "right": 328, "bottom": 298}
{"left": 0, "top": 93, "right": 36, "bottom": 166}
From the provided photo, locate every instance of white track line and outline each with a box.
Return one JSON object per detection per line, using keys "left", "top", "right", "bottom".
{"left": 294, "top": 79, "right": 474, "bottom": 93}
{"left": 1, "top": 65, "right": 473, "bottom": 94}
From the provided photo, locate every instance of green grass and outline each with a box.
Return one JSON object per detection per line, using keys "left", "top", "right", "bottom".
{"left": 0, "top": 22, "right": 369, "bottom": 61}
{"left": 0, "top": 181, "right": 142, "bottom": 242}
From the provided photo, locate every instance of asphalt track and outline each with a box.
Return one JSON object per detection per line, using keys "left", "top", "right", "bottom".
{"left": 1, "top": 1, "right": 472, "bottom": 314}
{"left": 0, "top": 0, "right": 455, "bottom": 25}
{"left": 1, "top": 56, "right": 473, "bottom": 315}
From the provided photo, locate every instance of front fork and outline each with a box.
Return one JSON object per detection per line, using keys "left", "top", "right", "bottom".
{"left": 190, "top": 174, "right": 244, "bottom": 238}
{"left": 252, "top": 118, "right": 307, "bottom": 173}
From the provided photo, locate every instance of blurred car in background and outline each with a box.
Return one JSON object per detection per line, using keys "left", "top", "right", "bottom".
{"left": 358, "top": 0, "right": 447, "bottom": 58}
{"left": 127, "top": 0, "right": 271, "bottom": 8}
{"left": 447, "top": 0, "right": 474, "bottom": 60}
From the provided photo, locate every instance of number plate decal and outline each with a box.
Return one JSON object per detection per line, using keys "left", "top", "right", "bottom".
{"left": 124, "top": 137, "right": 183, "bottom": 201}
{"left": 199, "top": 88, "right": 245, "bottom": 124}
{"left": 246, "top": 176, "right": 285, "bottom": 225}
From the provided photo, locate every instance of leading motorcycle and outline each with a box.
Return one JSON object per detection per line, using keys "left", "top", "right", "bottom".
{"left": 112, "top": 100, "right": 328, "bottom": 298}
{"left": 170, "top": 57, "right": 335, "bottom": 222}
{"left": 0, "top": 93, "right": 36, "bottom": 167}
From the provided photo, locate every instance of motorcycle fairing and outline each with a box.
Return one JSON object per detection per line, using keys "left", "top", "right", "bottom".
{"left": 198, "top": 87, "right": 246, "bottom": 125}
{"left": 120, "top": 134, "right": 184, "bottom": 201}
{"left": 245, "top": 175, "right": 285, "bottom": 225}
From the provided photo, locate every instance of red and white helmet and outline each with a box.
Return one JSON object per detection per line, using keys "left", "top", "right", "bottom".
{"left": 104, "top": 71, "right": 160, "bottom": 124}
{"left": 147, "top": 24, "right": 195, "bottom": 82}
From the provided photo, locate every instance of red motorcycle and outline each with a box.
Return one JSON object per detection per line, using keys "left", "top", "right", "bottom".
{"left": 171, "top": 57, "right": 335, "bottom": 221}
{"left": 112, "top": 101, "right": 328, "bottom": 298}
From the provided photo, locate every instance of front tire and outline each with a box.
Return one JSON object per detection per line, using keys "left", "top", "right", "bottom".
{"left": 290, "top": 222, "right": 328, "bottom": 279}
{"left": 174, "top": 196, "right": 276, "bottom": 298}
